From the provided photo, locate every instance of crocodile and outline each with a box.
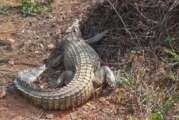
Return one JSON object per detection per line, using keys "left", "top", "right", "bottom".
{"left": 14, "top": 19, "right": 117, "bottom": 110}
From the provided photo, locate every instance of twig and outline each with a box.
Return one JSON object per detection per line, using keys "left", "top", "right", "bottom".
{"left": 106, "top": 0, "right": 133, "bottom": 38}
{"left": 36, "top": 110, "right": 44, "bottom": 120}
{"left": 169, "top": 0, "right": 179, "bottom": 12}
{"left": 156, "top": 0, "right": 179, "bottom": 44}
{"left": 133, "top": 3, "right": 158, "bottom": 24}
{"left": 70, "top": 112, "right": 78, "bottom": 120}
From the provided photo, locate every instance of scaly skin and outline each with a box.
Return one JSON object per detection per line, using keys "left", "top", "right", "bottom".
{"left": 15, "top": 19, "right": 116, "bottom": 110}
{"left": 15, "top": 39, "right": 101, "bottom": 110}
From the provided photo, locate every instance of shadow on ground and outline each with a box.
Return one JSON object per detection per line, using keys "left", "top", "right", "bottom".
{"left": 79, "top": 0, "right": 179, "bottom": 64}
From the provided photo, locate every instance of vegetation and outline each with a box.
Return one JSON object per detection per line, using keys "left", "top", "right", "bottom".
{"left": 0, "top": 6, "right": 13, "bottom": 14}
{"left": 81, "top": 1, "right": 179, "bottom": 118}
{"left": 0, "top": 0, "right": 50, "bottom": 16}
{"left": 115, "top": 38, "right": 178, "bottom": 119}
{"left": 18, "top": 0, "right": 49, "bottom": 16}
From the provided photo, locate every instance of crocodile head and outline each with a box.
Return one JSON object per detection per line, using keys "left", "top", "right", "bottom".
{"left": 63, "top": 19, "right": 82, "bottom": 42}
{"left": 106, "top": 73, "right": 117, "bottom": 89}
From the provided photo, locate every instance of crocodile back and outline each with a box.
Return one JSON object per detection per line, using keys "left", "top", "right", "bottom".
{"left": 15, "top": 40, "right": 101, "bottom": 110}
{"left": 63, "top": 39, "right": 100, "bottom": 71}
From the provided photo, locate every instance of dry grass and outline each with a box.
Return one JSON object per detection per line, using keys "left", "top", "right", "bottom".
{"left": 117, "top": 51, "right": 179, "bottom": 119}
{"left": 80, "top": 0, "right": 179, "bottom": 58}
{"left": 79, "top": 0, "right": 179, "bottom": 119}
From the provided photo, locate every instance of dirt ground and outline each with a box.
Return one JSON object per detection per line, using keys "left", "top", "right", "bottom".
{"left": 0, "top": 0, "right": 120, "bottom": 120}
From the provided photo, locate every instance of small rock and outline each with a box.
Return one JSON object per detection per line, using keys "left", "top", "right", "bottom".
{"left": 7, "top": 38, "right": 15, "bottom": 43}
{"left": 47, "top": 44, "right": 55, "bottom": 50}
{"left": 39, "top": 43, "right": 44, "bottom": 49}
{"left": 34, "top": 51, "right": 40, "bottom": 54}
{"left": 46, "top": 114, "right": 54, "bottom": 119}
{"left": 8, "top": 58, "right": 14, "bottom": 65}
{"left": 86, "top": 103, "right": 96, "bottom": 109}
{"left": 0, "top": 86, "right": 6, "bottom": 99}
{"left": 99, "top": 97, "right": 106, "bottom": 102}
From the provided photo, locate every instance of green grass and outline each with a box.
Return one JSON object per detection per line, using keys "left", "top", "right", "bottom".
{"left": 18, "top": 0, "right": 49, "bottom": 16}
{"left": 0, "top": 6, "right": 13, "bottom": 14}
{"left": 0, "top": 0, "right": 50, "bottom": 16}
{"left": 116, "top": 47, "right": 179, "bottom": 119}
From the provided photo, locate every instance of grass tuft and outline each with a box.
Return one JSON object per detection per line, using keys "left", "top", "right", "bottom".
{"left": 18, "top": 0, "right": 50, "bottom": 16}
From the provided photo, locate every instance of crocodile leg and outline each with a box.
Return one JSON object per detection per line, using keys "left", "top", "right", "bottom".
{"left": 85, "top": 30, "right": 109, "bottom": 44}
{"left": 17, "top": 65, "right": 46, "bottom": 84}
{"left": 49, "top": 70, "right": 74, "bottom": 88}
{"left": 94, "top": 66, "right": 116, "bottom": 88}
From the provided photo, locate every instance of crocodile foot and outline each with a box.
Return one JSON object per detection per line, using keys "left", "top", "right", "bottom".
{"left": 49, "top": 70, "right": 74, "bottom": 88}
{"left": 94, "top": 66, "right": 117, "bottom": 88}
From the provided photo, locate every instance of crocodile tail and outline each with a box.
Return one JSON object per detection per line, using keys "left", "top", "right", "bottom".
{"left": 15, "top": 68, "right": 94, "bottom": 110}
{"left": 15, "top": 79, "right": 94, "bottom": 110}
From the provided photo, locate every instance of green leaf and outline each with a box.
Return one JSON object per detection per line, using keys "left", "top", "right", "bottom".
{"left": 149, "top": 112, "right": 164, "bottom": 120}
{"left": 18, "top": 0, "right": 49, "bottom": 16}
{"left": 128, "top": 115, "right": 135, "bottom": 120}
